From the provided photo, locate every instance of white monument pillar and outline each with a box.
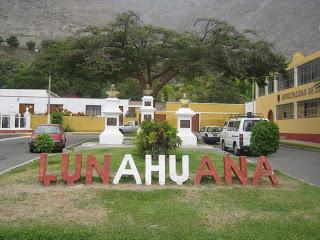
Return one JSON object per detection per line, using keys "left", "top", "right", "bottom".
{"left": 24, "top": 107, "right": 31, "bottom": 130}
{"left": 175, "top": 94, "right": 197, "bottom": 147}
{"left": 99, "top": 84, "right": 124, "bottom": 145}
{"left": 139, "top": 84, "right": 155, "bottom": 122}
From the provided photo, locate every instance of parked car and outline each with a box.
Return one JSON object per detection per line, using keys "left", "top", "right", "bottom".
{"left": 196, "top": 126, "right": 223, "bottom": 144}
{"left": 220, "top": 114, "right": 267, "bottom": 155}
{"left": 119, "top": 121, "right": 139, "bottom": 133}
{"left": 29, "top": 124, "right": 66, "bottom": 153}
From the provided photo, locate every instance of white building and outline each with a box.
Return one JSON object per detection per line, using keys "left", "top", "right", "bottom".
{"left": 0, "top": 89, "right": 130, "bottom": 116}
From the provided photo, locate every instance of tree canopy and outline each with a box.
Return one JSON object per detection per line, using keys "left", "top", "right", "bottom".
{"left": 3, "top": 11, "right": 287, "bottom": 101}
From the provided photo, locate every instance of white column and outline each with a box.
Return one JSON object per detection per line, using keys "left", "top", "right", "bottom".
{"left": 139, "top": 96, "right": 155, "bottom": 123}
{"left": 99, "top": 98, "right": 124, "bottom": 145}
{"left": 175, "top": 107, "right": 197, "bottom": 147}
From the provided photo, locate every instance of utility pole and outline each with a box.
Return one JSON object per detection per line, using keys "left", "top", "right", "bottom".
{"left": 47, "top": 73, "right": 51, "bottom": 124}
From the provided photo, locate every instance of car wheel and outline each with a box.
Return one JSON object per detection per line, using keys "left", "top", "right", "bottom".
{"left": 221, "top": 140, "right": 227, "bottom": 151}
{"left": 233, "top": 143, "right": 241, "bottom": 156}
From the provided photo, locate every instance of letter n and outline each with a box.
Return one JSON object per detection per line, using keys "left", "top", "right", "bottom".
{"left": 253, "top": 156, "right": 279, "bottom": 186}
{"left": 39, "top": 153, "right": 57, "bottom": 187}
{"left": 61, "top": 153, "right": 82, "bottom": 186}
{"left": 85, "top": 154, "right": 110, "bottom": 185}
{"left": 194, "top": 156, "right": 221, "bottom": 185}
{"left": 224, "top": 155, "right": 248, "bottom": 186}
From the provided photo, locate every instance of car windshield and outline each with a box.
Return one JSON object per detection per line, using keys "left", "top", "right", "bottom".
{"left": 208, "top": 127, "right": 222, "bottom": 132}
{"left": 243, "top": 120, "right": 263, "bottom": 132}
{"left": 35, "top": 126, "right": 60, "bottom": 134}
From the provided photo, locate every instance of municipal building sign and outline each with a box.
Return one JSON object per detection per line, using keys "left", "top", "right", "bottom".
{"left": 282, "top": 86, "right": 320, "bottom": 100}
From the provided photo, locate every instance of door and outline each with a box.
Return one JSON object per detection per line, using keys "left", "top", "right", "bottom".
{"left": 154, "top": 113, "right": 166, "bottom": 122}
{"left": 19, "top": 104, "right": 34, "bottom": 114}
{"left": 192, "top": 114, "right": 200, "bottom": 132}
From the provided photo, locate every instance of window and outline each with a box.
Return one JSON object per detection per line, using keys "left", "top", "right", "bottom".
{"left": 233, "top": 121, "right": 240, "bottom": 131}
{"left": 200, "top": 127, "right": 206, "bottom": 132}
{"left": 227, "top": 121, "right": 234, "bottom": 131}
{"left": 268, "top": 79, "right": 274, "bottom": 94}
{"left": 86, "top": 105, "right": 101, "bottom": 116}
{"left": 298, "top": 57, "right": 320, "bottom": 85}
{"left": 277, "top": 69, "right": 294, "bottom": 91}
{"left": 243, "top": 120, "right": 264, "bottom": 132}
{"left": 276, "top": 103, "right": 294, "bottom": 120}
{"left": 258, "top": 85, "right": 265, "bottom": 97}
{"left": 144, "top": 101, "right": 152, "bottom": 106}
{"left": 297, "top": 98, "right": 320, "bottom": 118}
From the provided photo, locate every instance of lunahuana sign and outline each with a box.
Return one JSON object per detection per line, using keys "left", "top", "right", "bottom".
{"left": 39, "top": 153, "right": 279, "bottom": 187}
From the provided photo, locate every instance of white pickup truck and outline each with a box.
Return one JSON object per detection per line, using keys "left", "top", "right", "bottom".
{"left": 119, "top": 121, "right": 139, "bottom": 133}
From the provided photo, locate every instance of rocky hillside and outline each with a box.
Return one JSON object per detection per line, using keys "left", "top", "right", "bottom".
{"left": 0, "top": 0, "right": 319, "bottom": 58}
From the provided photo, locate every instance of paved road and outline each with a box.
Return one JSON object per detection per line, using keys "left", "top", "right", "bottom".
{"left": 0, "top": 133, "right": 98, "bottom": 173}
{"left": 211, "top": 144, "right": 320, "bottom": 186}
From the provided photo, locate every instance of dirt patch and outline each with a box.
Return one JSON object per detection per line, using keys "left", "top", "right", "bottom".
{"left": 0, "top": 184, "right": 108, "bottom": 226}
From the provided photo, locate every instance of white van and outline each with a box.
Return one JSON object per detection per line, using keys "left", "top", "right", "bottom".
{"left": 220, "top": 114, "right": 267, "bottom": 155}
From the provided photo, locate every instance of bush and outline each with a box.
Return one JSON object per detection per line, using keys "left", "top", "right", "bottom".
{"left": 250, "top": 121, "right": 280, "bottom": 156}
{"left": 6, "top": 36, "right": 19, "bottom": 48}
{"left": 34, "top": 134, "right": 54, "bottom": 153}
{"left": 135, "top": 121, "right": 181, "bottom": 159}
{"left": 26, "top": 40, "right": 36, "bottom": 52}
{"left": 63, "top": 125, "right": 73, "bottom": 132}
{"left": 51, "top": 112, "right": 63, "bottom": 125}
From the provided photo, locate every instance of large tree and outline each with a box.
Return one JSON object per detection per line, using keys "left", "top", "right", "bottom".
{"left": 8, "top": 11, "right": 287, "bottom": 99}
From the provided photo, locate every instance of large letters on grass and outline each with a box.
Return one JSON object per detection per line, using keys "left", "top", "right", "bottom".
{"left": 38, "top": 154, "right": 278, "bottom": 186}
{"left": 113, "top": 154, "right": 142, "bottom": 185}
{"left": 253, "top": 156, "right": 279, "bottom": 186}
{"left": 223, "top": 155, "right": 248, "bottom": 186}
{"left": 194, "top": 156, "right": 221, "bottom": 185}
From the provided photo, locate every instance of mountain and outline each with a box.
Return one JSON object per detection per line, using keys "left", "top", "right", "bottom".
{"left": 0, "top": 0, "right": 319, "bottom": 58}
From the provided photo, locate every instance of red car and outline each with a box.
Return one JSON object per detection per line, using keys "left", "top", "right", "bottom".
{"left": 29, "top": 124, "right": 66, "bottom": 153}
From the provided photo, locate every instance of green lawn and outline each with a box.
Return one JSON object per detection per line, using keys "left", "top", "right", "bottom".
{"left": 0, "top": 148, "right": 319, "bottom": 240}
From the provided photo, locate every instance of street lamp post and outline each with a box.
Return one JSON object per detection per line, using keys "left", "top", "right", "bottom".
{"left": 47, "top": 73, "right": 51, "bottom": 124}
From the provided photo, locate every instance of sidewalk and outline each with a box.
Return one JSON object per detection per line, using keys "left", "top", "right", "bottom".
{"left": 280, "top": 139, "right": 320, "bottom": 151}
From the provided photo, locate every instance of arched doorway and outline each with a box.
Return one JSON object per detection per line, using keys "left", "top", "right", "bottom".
{"left": 267, "top": 110, "right": 274, "bottom": 122}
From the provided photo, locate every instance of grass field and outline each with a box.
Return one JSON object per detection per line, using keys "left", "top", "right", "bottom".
{"left": 0, "top": 148, "right": 319, "bottom": 240}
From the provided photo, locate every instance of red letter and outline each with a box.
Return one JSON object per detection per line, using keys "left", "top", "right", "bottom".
{"left": 223, "top": 155, "right": 248, "bottom": 186}
{"left": 194, "top": 156, "right": 221, "bottom": 185}
{"left": 38, "top": 153, "right": 57, "bottom": 187}
{"left": 253, "top": 156, "right": 279, "bottom": 186}
{"left": 61, "top": 153, "right": 82, "bottom": 186}
{"left": 86, "top": 154, "right": 110, "bottom": 185}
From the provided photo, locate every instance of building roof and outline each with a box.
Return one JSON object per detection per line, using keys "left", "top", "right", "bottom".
{"left": 0, "top": 89, "right": 60, "bottom": 98}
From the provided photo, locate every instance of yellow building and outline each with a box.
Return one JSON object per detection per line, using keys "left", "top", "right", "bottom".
{"left": 255, "top": 51, "right": 320, "bottom": 143}
{"left": 165, "top": 102, "right": 245, "bottom": 131}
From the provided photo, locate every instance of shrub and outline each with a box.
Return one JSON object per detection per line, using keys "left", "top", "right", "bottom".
{"left": 135, "top": 121, "right": 181, "bottom": 159}
{"left": 51, "top": 111, "right": 63, "bottom": 125}
{"left": 63, "top": 125, "right": 73, "bottom": 132}
{"left": 250, "top": 121, "right": 280, "bottom": 156}
{"left": 6, "top": 36, "right": 19, "bottom": 48}
{"left": 34, "top": 134, "right": 54, "bottom": 153}
{"left": 26, "top": 40, "right": 36, "bottom": 52}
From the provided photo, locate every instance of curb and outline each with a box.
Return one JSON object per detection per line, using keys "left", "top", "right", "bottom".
{"left": 279, "top": 143, "right": 320, "bottom": 153}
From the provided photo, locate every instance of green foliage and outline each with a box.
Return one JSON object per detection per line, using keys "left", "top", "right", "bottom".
{"left": 34, "top": 134, "right": 54, "bottom": 153}
{"left": 250, "top": 121, "right": 280, "bottom": 156}
{"left": 63, "top": 125, "right": 73, "bottom": 132}
{"left": 0, "top": 57, "right": 19, "bottom": 88}
{"left": 6, "top": 36, "right": 19, "bottom": 48}
{"left": 51, "top": 112, "right": 63, "bottom": 125}
{"left": 0, "top": 37, "right": 4, "bottom": 44}
{"left": 26, "top": 40, "right": 36, "bottom": 52}
{"left": 4, "top": 12, "right": 286, "bottom": 101}
{"left": 135, "top": 121, "right": 181, "bottom": 158}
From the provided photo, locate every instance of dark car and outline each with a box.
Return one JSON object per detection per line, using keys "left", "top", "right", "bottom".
{"left": 29, "top": 124, "right": 66, "bottom": 152}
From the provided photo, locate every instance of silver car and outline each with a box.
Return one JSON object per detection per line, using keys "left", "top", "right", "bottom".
{"left": 196, "top": 126, "right": 223, "bottom": 144}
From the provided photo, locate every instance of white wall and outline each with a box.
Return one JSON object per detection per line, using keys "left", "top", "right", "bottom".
{"left": 0, "top": 96, "right": 130, "bottom": 115}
